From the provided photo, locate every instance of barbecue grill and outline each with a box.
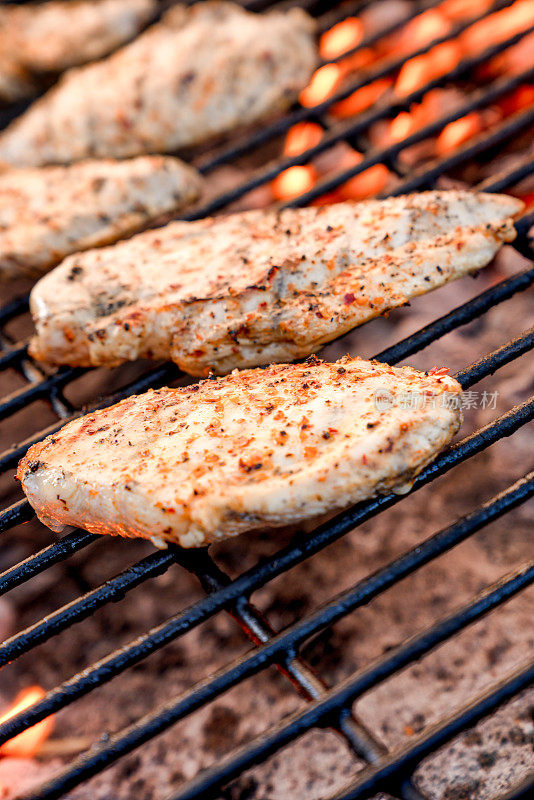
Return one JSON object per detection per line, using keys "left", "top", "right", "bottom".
{"left": 0, "top": 0, "right": 532, "bottom": 798}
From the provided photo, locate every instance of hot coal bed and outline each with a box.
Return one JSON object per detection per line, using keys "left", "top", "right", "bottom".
{"left": 0, "top": 1, "right": 533, "bottom": 799}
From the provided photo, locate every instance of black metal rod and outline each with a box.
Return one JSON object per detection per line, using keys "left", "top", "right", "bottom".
{"left": 320, "top": 661, "right": 534, "bottom": 800}
{"left": 160, "top": 565, "right": 534, "bottom": 800}
{"left": 373, "top": 267, "right": 534, "bottom": 366}
{"left": 454, "top": 327, "right": 534, "bottom": 389}
{"left": 387, "top": 107, "right": 534, "bottom": 198}
{"left": 0, "top": 367, "right": 85, "bottom": 422}
{"left": 0, "top": 529, "right": 98, "bottom": 597}
{"left": 478, "top": 157, "right": 534, "bottom": 194}
{"left": 184, "top": 552, "right": 386, "bottom": 765}
{"left": 11, "top": 470, "right": 533, "bottom": 794}
{"left": 0, "top": 294, "right": 29, "bottom": 325}
{"left": 0, "top": 499, "right": 34, "bottom": 533}
{"left": 0, "top": 549, "right": 178, "bottom": 666}
{"left": 73, "top": 563, "right": 532, "bottom": 800}
{"left": 0, "top": 343, "right": 27, "bottom": 370}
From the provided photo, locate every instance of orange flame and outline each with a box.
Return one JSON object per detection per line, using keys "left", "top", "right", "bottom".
{"left": 272, "top": 166, "right": 316, "bottom": 201}
{"left": 331, "top": 78, "right": 392, "bottom": 119}
{"left": 436, "top": 112, "right": 482, "bottom": 154}
{"left": 388, "top": 111, "right": 418, "bottom": 143}
{"left": 484, "top": 31, "right": 534, "bottom": 79}
{"left": 397, "top": 9, "right": 451, "bottom": 53}
{"left": 284, "top": 122, "right": 323, "bottom": 156}
{"left": 395, "top": 40, "right": 462, "bottom": 97}
{"left": 320, "top": 17, "right": 364, "bottom": 59}
{"left": 299, "top": 64, "right": 342, "bottom": 107}
{"left": 461, "top": 0, "right": 534, "bottom": 56}
{"left": 498, "top": 84, "right": 534, "bottom": 115}
{"left": 440, "top": 0, "right": 494, "bottom": 23}
{"left": 0, "top": 687, "right": 54, "bottom": 759}
{"left": 334, "top": 150, "right": 390, "bottom": 201}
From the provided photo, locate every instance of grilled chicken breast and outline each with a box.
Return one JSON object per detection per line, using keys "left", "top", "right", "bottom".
{"left": 0, "top": 155, "right": 202, "bottom": 280}
{"left": 0, "top": 2, "right": 317, "bottom": 167}
{"left": 18, "top": 355, "right": 462, "bottom": 548}
{"left": 0, "top": 0, "right": 156, "bottom": 75}
{"left": 28, "top": 191, "right": 522, "bottom": 373}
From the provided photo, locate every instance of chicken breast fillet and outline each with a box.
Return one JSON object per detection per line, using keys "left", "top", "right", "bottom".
{"left": 0, "top": 155, "right": 202, "bottom": 280}
{"left": 18, "top": 355, "right": 462, "bottom": 548}
{"left": 0, "top": 0, "right": 156, "bottom": 75}
{"left": 28, "top": 191, "right": 523, "bottom": 374}
{"left": 0, "top": 2, "right": 317, "bottom": 167}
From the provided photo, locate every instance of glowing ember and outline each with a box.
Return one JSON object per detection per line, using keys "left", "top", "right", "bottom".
{"left": 320, "top": 17, "right": 363, "bottom": 59}
{"left": 0, "top": 687, "right": 54, "bottom": 759}
{"left": 272, "top": 165, "right": 316, "bottom": 201}
{"left": 395, "top": 40, "right": 462, "bottom": 97}
{"left": 332, "top": 77, "right": 392, "bottom": 119}
{"left": 300, "top": 64, "right": 343, "bottom": 107}
{"left": 397, "top": 9, "right": 451, "bottom": 53}
{"left": 498, "top": 84, "right": 534, "bottom": 115}
{"left": 284, "top": 122, "right": 323, "bottom": 156}
{"left": 441, "top": 0, "right": 494, "bottom": 22}
{"left": 332, "top": 149, "right": 390, "bottom": 201}
{"left": 388, "top": 110, "right": 418, "bottom": 143}
{"left": 461, "top": 0, "right": 534, "bottom": 56}
{"left": 485, "top": 32, "right": 534, "bottom": 78}
{"left": 288, "top": 0, "right": 532, "bottom": 202}
{"left": 436, "top": 112, "right": 482, "bottom": 154}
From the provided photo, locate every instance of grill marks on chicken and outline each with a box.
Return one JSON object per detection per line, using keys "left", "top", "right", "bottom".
{"left": 18, "top": 356, "right": 462, "bottom": 548}
{"left": 0, "top": 1, "right": 317, "bottom": 166}
{"left": 28, "top": 191, "right": 523, "bottom": 373}
{"left": 0, "top": 156, "right": 202, "bottom": 280}
{"left": 0, "top": 0, "right": 156, "bottom": 101}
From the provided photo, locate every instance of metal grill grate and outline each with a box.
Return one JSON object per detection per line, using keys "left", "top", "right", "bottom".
{"left": 0, "top": 1, "right": 533, "bottom": 798}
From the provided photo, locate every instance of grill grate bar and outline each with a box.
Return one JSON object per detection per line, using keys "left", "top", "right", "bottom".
{"left": 0, "top": 367, "right": 84, "bottom": 423}
{"left": 0, "top": 342, "right": 27, "bottom": 370}
{"left": 0, "top": 498, "right": 34, "bottom": 533}
{"left": 183, "top": 556, "right": 394, "bottom": 763}
{"left": 316, "top": 0, "right": 431, "bottom": 59}
{"left": 0, "top": 528, "right": 98, "bottom": 597}
{"left": 138, "top": 564, "right": 534, "bottom": 800}
{"left": 181, "top": 553, "right": 389, "bottom": 767}
{"left": 7, "top": 466, "right": 532, "bottom": 791}
{"left": 0, "top": 295, "right": 29, "bottom": 325}
{"left": 478, "top": 157, "right": 534, "bottom": 193}
{"left": 453, "top": 326, "right": 534, "bottom": 388}
{"left": 373, "top": 266, "right": 534, "bottom": 365}
{"left": 321, "top": 662, "right": 534, "bottom": 800}
{"left": 386, "top": 107, "right": 534, "bottom": 197}
{"left": 0, "top": 549, "right": 179, "bottom": 667}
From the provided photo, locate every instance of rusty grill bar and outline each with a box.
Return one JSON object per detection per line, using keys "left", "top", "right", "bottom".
{"left": 0, "top": 0, "right": 533, "bottom": 798}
